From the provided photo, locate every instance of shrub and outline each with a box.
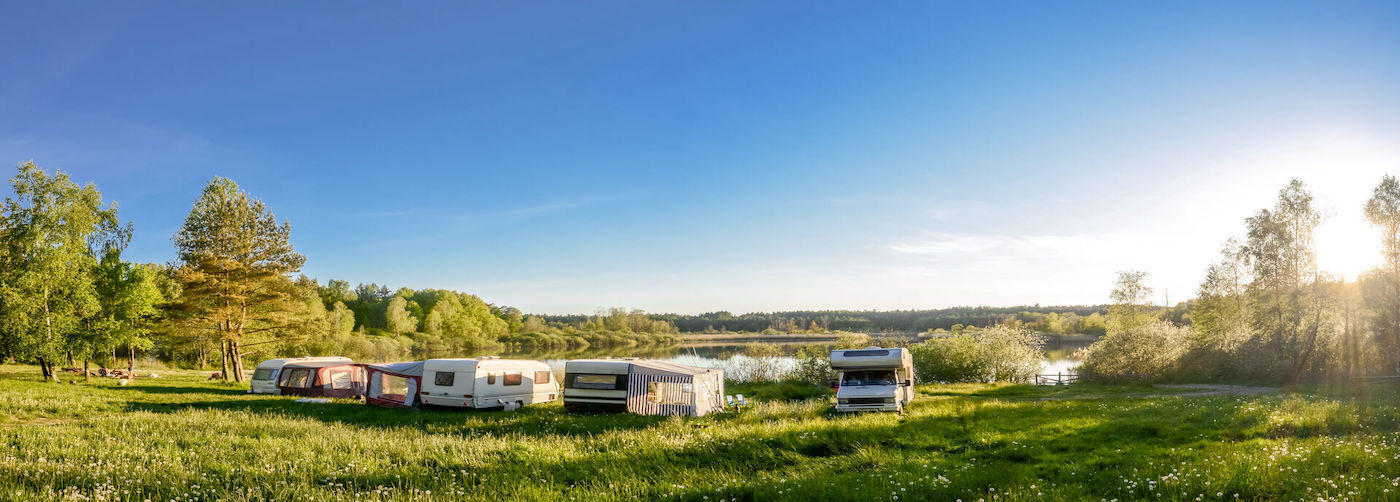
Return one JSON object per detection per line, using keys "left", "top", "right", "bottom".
{"left": 1079, "top": 320, "right": 1190, "bottom": 382}
{"left": 910, "top": 326, "right": 1043, "bottom": 383}
{"left": 728, "top": 342, "right": 787, "bottom": 382}
{"left": 789, "top": 345, "right": 834, "bottom": 385}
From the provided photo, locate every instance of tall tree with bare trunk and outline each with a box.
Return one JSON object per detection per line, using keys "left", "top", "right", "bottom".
{"left": 171, "top": 177, "right": 305, "bottom": 382}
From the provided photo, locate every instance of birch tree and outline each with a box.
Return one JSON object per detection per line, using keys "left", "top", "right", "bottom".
{"left": 1365, "top": 175, "right": 1400, "bottom": 374}
{"left": 0, "top": 162, "right": 120, "bottom": 380}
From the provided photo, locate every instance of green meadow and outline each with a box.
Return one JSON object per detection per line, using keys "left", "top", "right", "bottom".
{"left": 3, "top": 366, "right": 1399, "bottom": 502}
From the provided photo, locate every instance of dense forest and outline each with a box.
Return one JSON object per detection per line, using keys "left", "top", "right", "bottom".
{"left": 550, "top": 306, "right": 1113, "bottom": 335}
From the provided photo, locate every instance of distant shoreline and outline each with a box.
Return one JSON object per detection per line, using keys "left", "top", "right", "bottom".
{"left": 679, "top": 331, "right": 1100, "bottom": 344}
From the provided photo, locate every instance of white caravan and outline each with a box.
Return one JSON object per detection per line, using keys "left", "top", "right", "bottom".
{"left": 831, "top": 347, "right": 915, "bottom": 412}
{"left": 420, "top": 357, "right": 559, "bottom": 410}
{"left": 248, "top": 356, "right": 353, "bottom": 394}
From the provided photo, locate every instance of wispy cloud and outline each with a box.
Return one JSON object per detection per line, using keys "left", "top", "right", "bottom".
{"left": 496, "top": 199, "right": 602, "bottom": 218}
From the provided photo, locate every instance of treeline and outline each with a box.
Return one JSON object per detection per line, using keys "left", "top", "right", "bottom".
{"left": 548, "top": 306, "right": 1111, "bottom": 335}
{"left": 1081, "top": 176, "right": 1400, "bottom": 385}
{"left": 0, "top": 162, "right": 676, "bottom": 381}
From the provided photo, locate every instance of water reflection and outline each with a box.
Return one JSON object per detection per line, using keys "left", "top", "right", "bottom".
{"left": 473, "top": 336, "right": 1095, "bottom": 379}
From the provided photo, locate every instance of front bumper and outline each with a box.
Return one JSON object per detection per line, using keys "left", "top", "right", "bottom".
{"left": 835, "top": 403, "right": 900, "bottom": 412}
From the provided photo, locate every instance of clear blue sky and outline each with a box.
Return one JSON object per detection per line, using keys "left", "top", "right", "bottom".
{"left": 4, "top": 1, "right": 1400, "bottom": 314}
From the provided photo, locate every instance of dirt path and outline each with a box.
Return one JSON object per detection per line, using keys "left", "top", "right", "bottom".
{"left": 1149, "top": 384, "right": 1280, "bottom": 397}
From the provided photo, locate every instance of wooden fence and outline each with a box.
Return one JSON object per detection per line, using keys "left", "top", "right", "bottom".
{"left": 1034, "top": 373, "right": 1079, "bottom": 385}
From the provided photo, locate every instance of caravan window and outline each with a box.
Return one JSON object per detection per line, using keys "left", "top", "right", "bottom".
{"left": 569, "top": 374, "right": 622, "bottom": 390}
{"left": 252, "top": 368, "right": 276, "bottom": 381}
{"left": 534, "top": 371, "right": 551, "bottom": 384}
{"left": 328, "top": 370, "right": 353, "bottom": 390}
{"left": 434, "top": 371, "right": 454, "bottom": 386}
{"left": 503, "top": 372, "right": 522, "bottom": 386}
{"left": 842, "top": 370, "right": 896, "bottom": 386}
{"left": 487, "top": 372, "right": 496, "bottom": 384}
{"left": 283, "top": 368, "right": 312, "bottom": 388}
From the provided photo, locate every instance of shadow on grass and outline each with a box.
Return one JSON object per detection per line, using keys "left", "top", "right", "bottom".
{"left": 121, "top": 397, "right": 670, "bottom": 437}
{"left": 107, "top": 385, "right": 249, "bottom": 396}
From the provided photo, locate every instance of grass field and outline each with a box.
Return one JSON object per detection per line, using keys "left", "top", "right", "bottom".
{"left": 3, "top": 365, "right": 1400, "bottom": 501}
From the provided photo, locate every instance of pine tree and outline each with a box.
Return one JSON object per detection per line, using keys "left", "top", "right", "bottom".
{"left": 171, "top": 177, "right": 305, "bottom": 382}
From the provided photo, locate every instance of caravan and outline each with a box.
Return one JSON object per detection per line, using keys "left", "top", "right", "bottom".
{"left": 563, "top": 358, "right": 725, "bottom": 417}
{"left": 277, "top": 359, "right": 366, "bottom": 398}
{"left": 419, "top": 357, "right": 559, "bottom": 411}
{"left": 830, "top": 347, "right": 915, "bottom": 412}
{"left": 248, "top": 356, "right": 353, "bottom": 394}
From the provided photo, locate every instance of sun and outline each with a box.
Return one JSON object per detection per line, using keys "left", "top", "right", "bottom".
{"left": 1314, "top": 208, "right": 1383, "bottom": 281}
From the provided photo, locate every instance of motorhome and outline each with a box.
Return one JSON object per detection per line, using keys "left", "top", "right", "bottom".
{"left": 830, "top": 347, "right": 915, "bottom": 412}
{"left": 563, "top": 358, "right": 725, "bottom": 417}
{"left": 248, "top": 356, "right": 353, "bottom": 394}
{"left": 419, "top": 357, "right": 559, "bottom": 411}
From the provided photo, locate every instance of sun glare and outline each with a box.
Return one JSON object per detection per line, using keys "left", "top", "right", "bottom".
{"left": 1315, "top": 209, "right": 1383, "bottom": 281}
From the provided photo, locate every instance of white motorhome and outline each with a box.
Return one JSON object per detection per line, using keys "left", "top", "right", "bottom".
{"left": 420, "top": 357, "right": 559, "bottom": 410}
{"left": 248, "top": 356, "right": 353, "bottom": 394}
{"left": 830, "top": 347, "right": 915, "bottom": 412}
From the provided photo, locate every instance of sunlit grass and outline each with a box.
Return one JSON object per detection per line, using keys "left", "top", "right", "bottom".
{"left": 3, "top": 365, "right": 1400, "bottom": 501}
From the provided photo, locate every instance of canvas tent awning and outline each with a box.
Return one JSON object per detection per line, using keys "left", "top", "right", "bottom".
{"left": 365, "top": 361, "right": 425, "bottom": 407}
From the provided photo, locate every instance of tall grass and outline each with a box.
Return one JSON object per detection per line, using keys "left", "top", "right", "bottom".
{"left": 3, "top": 365, "right": 1400, "bottom": 501}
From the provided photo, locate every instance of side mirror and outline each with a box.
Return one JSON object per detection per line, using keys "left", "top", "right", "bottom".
{"left": 828, "top": 380, "right": 839, "bottom": 389}
{"left": 902, "top": 379, "right": 912, "bottom": 387}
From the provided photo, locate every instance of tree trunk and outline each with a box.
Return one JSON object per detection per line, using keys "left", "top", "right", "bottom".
{"left": 219, "top": 341, "right": 228, "bottom": 381}
{"left": 231, "top": 340, "right": 244, "bottom": 382}
{"left": 128, "top": 346, "right": 135, "bottom": 373}
{"left": 83, "top": 360, "right": 89, "bottom": 382}
{"left": 38, "top": 357, "right": 50, "bottom": 380}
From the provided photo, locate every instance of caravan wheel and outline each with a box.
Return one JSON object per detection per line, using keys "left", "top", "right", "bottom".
{"left": 503, "top": 401, "right": 522, "bottom": 412}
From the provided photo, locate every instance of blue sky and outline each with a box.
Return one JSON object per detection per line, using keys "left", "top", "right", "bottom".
{"left": 4, "top": 1, "right": 1400, "bottom": 314}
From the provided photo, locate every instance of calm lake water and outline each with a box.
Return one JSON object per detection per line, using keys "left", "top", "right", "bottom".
{"left": 494, "top": 335, "right": 1095, "bottom": 380}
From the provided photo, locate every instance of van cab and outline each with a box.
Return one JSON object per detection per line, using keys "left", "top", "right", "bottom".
{"left": 831, "top": 347, "right": 915, "bottom": 412}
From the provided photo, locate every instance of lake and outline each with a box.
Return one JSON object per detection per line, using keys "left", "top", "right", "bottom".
{"left": 496, "top": 334, "right": 1096, "bottom": 381}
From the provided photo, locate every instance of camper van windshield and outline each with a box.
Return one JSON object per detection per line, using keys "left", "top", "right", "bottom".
{"left": 252, "top": 368, "right": 276, "bottom": 381}
{"left": 842, "top": 370, "right": 896, "bottom": 386}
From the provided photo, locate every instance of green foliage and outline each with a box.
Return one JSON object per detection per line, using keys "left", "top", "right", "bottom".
{"left": 384, "top": 296, "right": 418, "bottom": 335}
{"left": 789, "top": 345, "right": 834, "bottom": 385}
{"left": 0, "top": 162, "right": 122, "bottom": 379}
{"left": 910, "top": 325, "right": 1044, "bottom": 383}
{"left": 169, "top": 177, "right": 306, "bottom": 381}
{"left": 91, "top": 248, "right": 163, "bottom": 365}
{"left": 1365, "top": 175, "right": 1400, "bottom": 375}
{"left": 1107, "top": 270, "right": 1155, "bottom": 335}
{"left": 1080, "top": 320, "right": 1191, "bottom": 382}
